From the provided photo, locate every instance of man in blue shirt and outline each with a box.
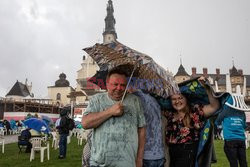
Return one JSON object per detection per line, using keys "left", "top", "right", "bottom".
{"left": 131, "top": 89, "right": 165, "bottom": 167}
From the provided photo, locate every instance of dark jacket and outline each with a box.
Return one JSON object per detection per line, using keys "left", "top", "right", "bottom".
{"left": 18, "top": 129, "right": 32, "bottom": 145}
{"left": 57, "top": 108, "right": 70, "bottom": 135}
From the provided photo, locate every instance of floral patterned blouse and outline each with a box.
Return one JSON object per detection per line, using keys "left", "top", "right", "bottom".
{"left": 165, "top": 104, "right": 206, "bottom": 144}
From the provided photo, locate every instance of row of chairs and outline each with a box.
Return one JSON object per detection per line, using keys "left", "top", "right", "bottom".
{"left": 28, "top": 129, "right": 81, "bottom": 163}
{"left": 10, "top": 127, "right": 26, "bottom": 135}
{"left": 29, "top": 129, "right": 87, "bottom": 162}
{"left": 51, "top": 130, "right": 74, "bottom": 150}
{"left": 0, "top": 127, "right": 25, "bottom": 136}
{"left": 51, "top": 128, "right": 88, "bottom": 147}
{"left": 3, "top": 129, "right": 87, "bottom": 163}
{"left": 77, "top": 129, "right": 89, "bottom": 146}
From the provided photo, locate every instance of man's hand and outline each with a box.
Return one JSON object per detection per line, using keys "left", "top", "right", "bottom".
{"left": 109, "top": 102, "right": 124, "bottom": 117}
{"left": 82, "top": 102, "right": 124, "bottom": 129}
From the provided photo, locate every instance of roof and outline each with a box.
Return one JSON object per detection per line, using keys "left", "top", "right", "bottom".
{"left": 55, "top": 73, "right": 70, "bottom": 87}
{"left": 175, "top": 64, "right": 190, "bottom": 77}
{"left": 215, "top": 75, "right": 226, "bottom": 86}
{"left": 82, "top": 89, "right": 103, "bottom": 97}
{"left": 6, "top": 81, "right": 31, "bottom": 97}
{"left": 67, "top": 91, "right": 87, "bottom": 98}
{"left": 191, "top": 74, "right": 227, "bottom": 86}
{"left": 230, "top": 66, "right": 241, "bottom": 77}
{"left": 191, "top": 73, "right": 250, "bottom": 87}
{"left": 179, "top": 65, "right": 250, "bottom": 88}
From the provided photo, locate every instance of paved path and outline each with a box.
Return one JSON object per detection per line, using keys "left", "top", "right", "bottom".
{"left": 2, "top": 134, "right": 18, "bottom": 144}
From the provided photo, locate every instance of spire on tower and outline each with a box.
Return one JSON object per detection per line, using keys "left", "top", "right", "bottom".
{"left": 103, "top": 0, "right": 117, "bottom": 44}
{"left": 180, "top": 54, "right": 182, "bottom": 65}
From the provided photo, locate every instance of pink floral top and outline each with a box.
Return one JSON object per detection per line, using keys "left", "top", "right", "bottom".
{"left": 165, "top": 104, "right": 205, "bottom": 144}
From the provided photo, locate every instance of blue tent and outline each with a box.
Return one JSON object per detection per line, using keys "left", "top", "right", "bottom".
{"left": 23, "top": 118, "right": 50, "bottom": 134}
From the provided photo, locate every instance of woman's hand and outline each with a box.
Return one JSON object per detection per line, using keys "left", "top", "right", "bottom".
{"left": 199, "top": 76, "right": 220, "bottom": 117}
{"left": 198, "top": 76, "right": 209, "bottom": 89}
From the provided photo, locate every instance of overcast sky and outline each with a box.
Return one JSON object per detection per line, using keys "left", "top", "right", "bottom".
{"left": 0, "top": 0, "right": 249, "bottom": 97}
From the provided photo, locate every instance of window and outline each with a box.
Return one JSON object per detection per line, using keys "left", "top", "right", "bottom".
{"left": 56, "top": 93, "right": 61, "bottom": 100}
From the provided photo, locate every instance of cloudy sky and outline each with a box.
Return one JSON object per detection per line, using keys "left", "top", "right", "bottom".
{"left": 0, "top": 0, "right": 249, "bottom": 97}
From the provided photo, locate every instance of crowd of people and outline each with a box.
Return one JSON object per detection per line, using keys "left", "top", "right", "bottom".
{"left": 81, "top": 66, "right": 249, "bottom": 167}
{"left": 0, "top": 119, "right": 23, "bottom": 135}
{"left": 1, "top": 110, "right": 74, "bottom": 160}
{"left": 1, "top": 66, "right": 249, "bottom": 167}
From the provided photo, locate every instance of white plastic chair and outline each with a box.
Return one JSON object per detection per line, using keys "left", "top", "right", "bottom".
{"left": 9, "top": 129, "right": 18, "bottom": 135}
{"left": 0, "top": 137, "right": 4, "bottom": 153}
{"left": 67, "top": 131, "right": 73, "bottom": 144}
{"left": 0, "top": 128, "right": 4, "bottom": 136}
{"left": 75, "top": 128, "right": 80, "bottom": 137}
{"left": 77, "top": 130, "right": 88, "bottom": 146}
{"left": 30, "top": 137, "right": 49, "bottom": 162}
{"left": 51, "top": 132, "right": 59, "bottom": 149}
{"left": 72, "top": 128, "right": 77, "bottom": 137}
{"left": 246, "top": 132, "right": 250, "bottom": 149}
{"left": 0, "top": 127, "right": 7, "bottom": 136}
{"left": 17, "top": 127, "right": 22, "bottom": 134}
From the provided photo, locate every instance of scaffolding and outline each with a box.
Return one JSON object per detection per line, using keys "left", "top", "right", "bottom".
{"left": 0, "top": 98, "right": 60, "bottom": 119}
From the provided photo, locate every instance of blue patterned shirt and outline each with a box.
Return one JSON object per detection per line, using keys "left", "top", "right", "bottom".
{"left": 134, "top": 91, "right": 165, "bottom": 160}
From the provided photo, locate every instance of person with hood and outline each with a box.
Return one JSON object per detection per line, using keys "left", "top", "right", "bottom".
{"left": 216, "top": 95, "right": 248, "bottom": 167}
{"left": 18, "top": 128, "right": 32, "bottom": 153}
{"left": 57, "top": 107, "right": 70, "bottom": 159}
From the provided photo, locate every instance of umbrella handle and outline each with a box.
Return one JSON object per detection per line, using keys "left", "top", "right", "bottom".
{"left": 121, "top": 65, "right": 137, "bottom": 103}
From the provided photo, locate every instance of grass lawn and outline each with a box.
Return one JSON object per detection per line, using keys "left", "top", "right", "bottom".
{"left": 0, "top": 138, "right": 249, "bottom": 167}
{"left": 212, "top": 140, "right": 250, "bottom": 167}
{"left": 0, "top": 137, "right": 84, "bottom": 167}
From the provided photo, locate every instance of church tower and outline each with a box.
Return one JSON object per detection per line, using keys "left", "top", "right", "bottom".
{"left": 103, "top": 0, "right": 117, "bottom": 44}
{"left": 174, "top": 58, "right": 190, "bottom": 83}
{"left": 74, "top": 0, "right": 118, "bottom": 104}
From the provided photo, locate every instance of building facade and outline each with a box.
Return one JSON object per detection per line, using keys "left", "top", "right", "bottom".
{"left": 174, "top": 64, "right": 250, "bottom": 105}
{"left": 75, "top": 55, "right": 99, "bottom": 103}
{"left": 47, "top": 73, "right": 74, "bottom": 107}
